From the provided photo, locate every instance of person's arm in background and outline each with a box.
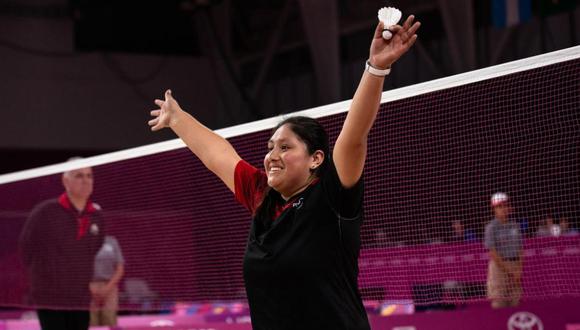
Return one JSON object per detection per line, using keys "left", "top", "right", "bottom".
{"left": 489, "top": 248, "right": 508, "bottom": 272}
{"left": 104, "top": 263, "right": 125, "bottom": 295}
{"left": 19, "top": 204, "right": 49, "bottom": 266}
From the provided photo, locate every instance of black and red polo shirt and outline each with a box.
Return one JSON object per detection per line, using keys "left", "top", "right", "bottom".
{"left": 234, "top": 159, "right": 370, "bottom": 330}
{"left": 19, "top": 193, "right": 105, "bottom": 308}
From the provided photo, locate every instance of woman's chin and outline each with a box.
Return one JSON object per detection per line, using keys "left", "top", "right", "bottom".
{"left": 267, "top": 178, "right": 280, "bottom": 190}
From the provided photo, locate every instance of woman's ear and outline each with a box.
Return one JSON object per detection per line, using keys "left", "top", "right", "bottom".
{"left": 310, "top": 150, "right": 325, "bottom": 170}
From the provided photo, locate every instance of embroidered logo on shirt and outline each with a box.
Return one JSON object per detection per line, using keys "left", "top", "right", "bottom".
{"left": 90, "top": 223, "right": 100, "bottom": 235}
{"left": 293, "top": 197, "right": 304, "bottom": 210}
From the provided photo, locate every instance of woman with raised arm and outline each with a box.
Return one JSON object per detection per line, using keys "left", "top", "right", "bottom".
{"left": 149, "top": 16, "right": 420, "bottom": 330}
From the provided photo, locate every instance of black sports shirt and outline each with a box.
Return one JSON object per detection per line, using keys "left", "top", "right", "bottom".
{"left": 235, "top": 159, "right": 370, "bottom": 330}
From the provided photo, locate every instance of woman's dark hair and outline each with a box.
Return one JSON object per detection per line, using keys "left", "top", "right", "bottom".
{"left": 254, "top": 116, "right": 330, "bottom": 227}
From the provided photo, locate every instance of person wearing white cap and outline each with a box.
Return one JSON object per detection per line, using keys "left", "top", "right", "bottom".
{"left": 484, "top": 192, "right": 523, "bottom": 308}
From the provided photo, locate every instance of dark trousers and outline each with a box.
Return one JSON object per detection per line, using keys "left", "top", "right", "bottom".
{"left": 37, "top": 309, "right": 90, "bottom": 330}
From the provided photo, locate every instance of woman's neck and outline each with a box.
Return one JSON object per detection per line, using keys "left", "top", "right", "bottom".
{"left": 281, "top": 175, "right": 317, "bottom": 201}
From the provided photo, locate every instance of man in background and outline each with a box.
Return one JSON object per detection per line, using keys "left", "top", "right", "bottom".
{"left": 484, "top": 192, "right": 523, "bottom": 308}
{"left": 19, "top": 160, "right": 105, "bottom": 330}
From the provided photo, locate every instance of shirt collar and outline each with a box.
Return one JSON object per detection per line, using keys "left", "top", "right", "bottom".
{"left": 58, "top": 192, "right": 96, "bottom": 214}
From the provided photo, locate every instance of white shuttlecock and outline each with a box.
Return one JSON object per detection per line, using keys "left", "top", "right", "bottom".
{"left": 378, "top": 7, "right": 402, "bottom": 40}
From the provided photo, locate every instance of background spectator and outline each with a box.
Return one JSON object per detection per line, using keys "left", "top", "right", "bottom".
{"left": 484, "top": 192, "right": 523, "bottom": 309}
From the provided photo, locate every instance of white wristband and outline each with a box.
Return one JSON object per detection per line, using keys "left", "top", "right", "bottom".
{"left": 365, "top": 60, "right": 391, "bottom": 77}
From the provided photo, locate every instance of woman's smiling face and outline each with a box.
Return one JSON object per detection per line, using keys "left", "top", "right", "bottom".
{"left": 264, "top": 124, "right": 316, "bottom": 199}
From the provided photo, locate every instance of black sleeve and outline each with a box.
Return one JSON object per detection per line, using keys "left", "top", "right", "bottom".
{"left": 19, "top": 201, "right": 50, "bottom": 266}
{"left": 321, "top": 159, "right": 364, "bottom": 220}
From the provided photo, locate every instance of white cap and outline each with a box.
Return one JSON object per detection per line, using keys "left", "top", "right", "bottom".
{"left": 491, "top": 192, "right": 509, "bottom": 207}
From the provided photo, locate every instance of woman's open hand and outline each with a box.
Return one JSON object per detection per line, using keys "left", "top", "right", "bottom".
{"left": 149, "top": 89, "right": 182, "bottom": 131}
{"left": 369, "top": 15, "right": 421, "bottom": 69}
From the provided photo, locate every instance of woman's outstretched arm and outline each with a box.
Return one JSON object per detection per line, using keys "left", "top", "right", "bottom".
{"left": 149, "top": 90, "right": 241, "bottom": 192}
{"left": 334, "top": 16, "right": 420, "bottom": 188}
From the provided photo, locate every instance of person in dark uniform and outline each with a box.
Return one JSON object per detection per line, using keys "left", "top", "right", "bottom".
{"left": 19, "top": 162, "right": 105, "bottom": 330}
{"left": 148, "top": 15, "right": 420, "bottom": 330}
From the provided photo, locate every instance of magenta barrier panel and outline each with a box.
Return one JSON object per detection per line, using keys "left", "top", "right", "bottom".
{"left": 369, "top": 297, "right": 580, "bottom": 330}
{"left": 359, "top": 236, "right": 580, "bottom": 300}
{"left": 119, "top": 326, "right": 251, "bottom": 330}
{"left": 2, "top": 321, "right": 253, "bottom": 330}
{"left": 3, "top": 319, "right": 37, "bottom": 330}
{"left": 3, "top": 298, "right": 579, "bottom": 330}
{"left": 1, "top": 317, "right": 244, "bottom": 330}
